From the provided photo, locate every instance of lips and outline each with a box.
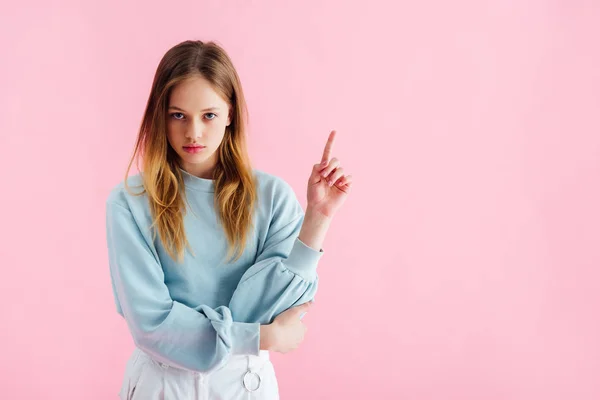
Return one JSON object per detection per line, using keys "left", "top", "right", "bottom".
{"left": 182, "top": 145, "right": 206, "bottom": 154}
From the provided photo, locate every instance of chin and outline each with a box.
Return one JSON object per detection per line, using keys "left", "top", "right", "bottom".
{"left": 184, "top": 158, "right": 209, "bottom": 168}
{"left": 179, "top": 149, "right": 216, "bottom": 164}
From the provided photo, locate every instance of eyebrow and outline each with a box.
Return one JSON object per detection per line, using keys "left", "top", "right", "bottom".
{"left": 168, "top": 106, "right": 220, "bottom": 112}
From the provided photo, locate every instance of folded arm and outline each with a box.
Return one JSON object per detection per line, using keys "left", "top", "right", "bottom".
{"left": 106, "top": 201, "right": 260, "bottom": 373}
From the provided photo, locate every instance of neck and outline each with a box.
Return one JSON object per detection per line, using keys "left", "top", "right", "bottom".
{"left": 179, "top": 159, "right": 216, "bottom": 180}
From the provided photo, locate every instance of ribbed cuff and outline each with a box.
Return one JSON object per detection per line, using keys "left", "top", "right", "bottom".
{"left": 283, "top": 237, "right": 324, "bottom": 281}
{"left": 231, "top": 322, "right": 261, "bottom": 356}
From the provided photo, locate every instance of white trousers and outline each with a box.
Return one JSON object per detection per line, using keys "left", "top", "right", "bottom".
{"left": 119, "top": 347, "right": 279, "bottom": 400}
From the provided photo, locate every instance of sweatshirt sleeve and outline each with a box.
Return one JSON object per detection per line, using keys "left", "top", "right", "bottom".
{"left": 229, "top": 181, "right": 324, "bottom": 325}
{"left": 106, "top": 200, "right": 260, "bottom": 373}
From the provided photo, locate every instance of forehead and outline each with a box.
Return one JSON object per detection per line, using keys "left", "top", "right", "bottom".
{"left": 169, "top": 76, "right": 228, "bottom": 110}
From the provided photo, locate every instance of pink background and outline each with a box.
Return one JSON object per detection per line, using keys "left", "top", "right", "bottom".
{"left": 1, "top": 1, "right": 599, "bottom": 399}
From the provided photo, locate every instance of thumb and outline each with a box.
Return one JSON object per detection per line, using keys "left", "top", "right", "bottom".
{"left": 310, "top": 163, "right": 325, "bottom": 184}
{"left": 296, "top": 301, "right": 313, "bottom": 319}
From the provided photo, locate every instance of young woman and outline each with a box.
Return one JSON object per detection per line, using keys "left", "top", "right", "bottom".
{"left": 105, "top": 40, "right": 352, "bottom": 399}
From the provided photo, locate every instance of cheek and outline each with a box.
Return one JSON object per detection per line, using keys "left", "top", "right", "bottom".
{"left": 166, "top": 134, "right": 182, "bottom": 152}
{"left": 166, "top": 123, "right": 182, "bottom": 141}
{"left": 206, "top": 124, "right": 225, "bottom": 142}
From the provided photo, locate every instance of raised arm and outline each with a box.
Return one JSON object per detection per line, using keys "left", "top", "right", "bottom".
{"left": 230, "top": 130, "right": 353, "bottom": 324}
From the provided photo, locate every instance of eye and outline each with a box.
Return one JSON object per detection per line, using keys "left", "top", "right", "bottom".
{"left": 205, "top": 113, "right": 217, "bottom": 120}
{"left": 170, "top": 112, "right": 185, "bottom": 120}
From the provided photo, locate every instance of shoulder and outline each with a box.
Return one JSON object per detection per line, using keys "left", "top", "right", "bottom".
{"left": 253, "top": 169, "right": 298, "bottom": 200}
{"left": 252, "top": 169, "right": 303, "bottom": 216}
{"left": 106, "top": 173, "right": 147, "bottom": 212}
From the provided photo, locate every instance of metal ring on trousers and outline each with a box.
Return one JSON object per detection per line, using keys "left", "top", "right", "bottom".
{"left": 243, "top": 370, "right": 262, "bottom": 392}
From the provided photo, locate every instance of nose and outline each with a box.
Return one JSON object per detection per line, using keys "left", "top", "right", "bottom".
{"left": 185, "top": 117, "right": 204, "bottom": 140}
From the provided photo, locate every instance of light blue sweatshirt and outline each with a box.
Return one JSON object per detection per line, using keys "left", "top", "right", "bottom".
{"left": 105, "top": 168, "right": 323, "bottom": 373}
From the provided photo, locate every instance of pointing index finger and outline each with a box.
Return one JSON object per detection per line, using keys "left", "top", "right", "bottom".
{"left": 321, "top": 130, "right": 337, "bottom": 164}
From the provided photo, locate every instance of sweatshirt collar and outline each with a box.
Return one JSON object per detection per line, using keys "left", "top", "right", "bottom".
{"left": 179, "top": 167, "right": 215, "bottom": 193}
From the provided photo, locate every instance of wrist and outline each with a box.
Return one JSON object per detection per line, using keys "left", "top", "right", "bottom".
{"left": 305, "top": 207, "right": 334, "bottom": 223}
{"left": 298, "top": 208, "right": 332, "bottom": 251}
{"left": 260, "top": 324, "right": 276, "bottom": 351}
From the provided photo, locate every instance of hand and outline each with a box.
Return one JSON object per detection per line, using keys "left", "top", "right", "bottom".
{"left": 260, "top": 302, "right": 313, "bottom": 353}
{"left": 307, "top": 130, "right": 353, "bottom": 219}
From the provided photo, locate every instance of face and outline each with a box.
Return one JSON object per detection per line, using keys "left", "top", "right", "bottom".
{"left": 166, "top": 76, "right": 231, "bottom": 179}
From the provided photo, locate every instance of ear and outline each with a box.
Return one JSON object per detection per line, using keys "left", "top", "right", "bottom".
{"left": 226, "top": 106, "right": 232, "bottom": 127}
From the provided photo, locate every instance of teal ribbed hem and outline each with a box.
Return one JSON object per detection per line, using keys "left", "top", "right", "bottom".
{"left": 231, "top": 322, "right": 261, "bottom": 356}
{"left": 284, "top": 238, "right": 324, "bottom": 281}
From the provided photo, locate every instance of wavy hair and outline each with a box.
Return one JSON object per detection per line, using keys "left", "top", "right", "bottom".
{"left": 124, "top": 40, "right": 257, "bottom": 264}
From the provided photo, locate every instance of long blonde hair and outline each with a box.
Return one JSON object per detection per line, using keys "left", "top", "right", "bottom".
{"left": 124, "top": 40, "right": 257, "bottom": 264}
